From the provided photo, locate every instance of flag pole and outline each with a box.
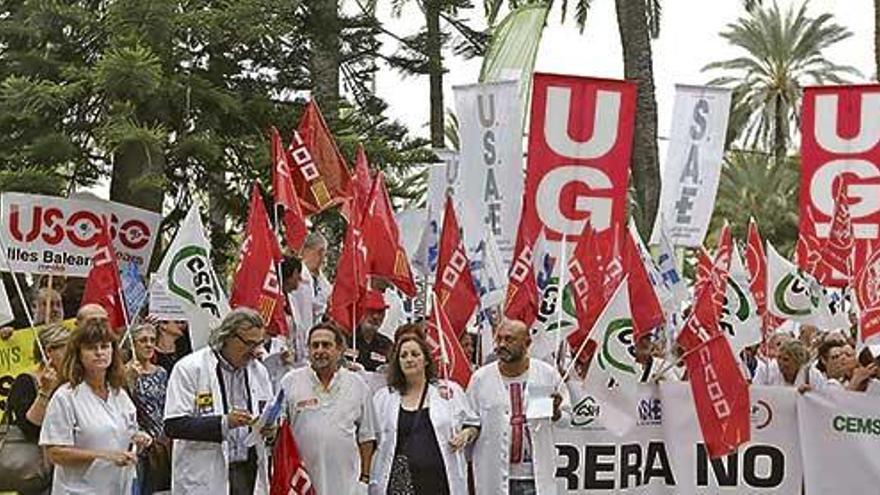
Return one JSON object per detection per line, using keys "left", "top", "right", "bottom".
{"left": 432, "top": 291, "right": 450, "bottom": 383}
{"left": 555, "top": 235, "right": 568, "bottom": 366}
{"left": 0, "top": 232, "right": 43, "bottom": 362}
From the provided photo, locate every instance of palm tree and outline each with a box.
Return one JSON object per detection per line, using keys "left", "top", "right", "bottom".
{"left": 703, "top": 2, "right": 860, "bottom": 167}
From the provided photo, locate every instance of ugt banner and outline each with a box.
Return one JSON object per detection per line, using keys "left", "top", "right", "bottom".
{"left": 522, "top": 73, "right": 636, "bottom": 256}
{"left": 0, "top": 193, "right": 161, "bottom": 276}
{"left": 800, "top": 85, "right": 880, "bottom": 287}
{"left": 453, "top": 80, "right": 523, "bottom": 266}
{"left": 651, "top": 85, "right": 731, "bottom": 246}
{"left": 798, "top": 389, "right": 880, "bottom": 495}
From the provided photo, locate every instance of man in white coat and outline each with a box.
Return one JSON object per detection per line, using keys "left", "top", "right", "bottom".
{"left": 288, "top": 233, "right": 332, "bottom": 363}
{"left": 467, "top": 318, "right": 570, "bottom": 495}
{"left": 164, "top": 308, "right": 275, "bottom": 495}
{"left": 280, "top": 322, "right": 376, "bottom": 494}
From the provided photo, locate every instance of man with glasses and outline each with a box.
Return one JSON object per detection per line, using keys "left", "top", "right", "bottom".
{"left": 280, "top": 322, "right": 376, "bottom": 494}
{"left": 164, "top": 308, "right": 275, "bottom": 495}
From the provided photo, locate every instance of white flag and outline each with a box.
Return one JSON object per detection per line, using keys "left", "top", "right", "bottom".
{"left": 766, "top": 242, "right": 828, "bottom": 326}
{"left": 472, "top": 233, "right": 506, "bottom": 308}
{"left": 0, "top": 278, "right": 13, "bottom": 326}
{"left": 155, "top": 203, "right": 230, "bottom": 350}
{"left": 721, "top": 242, "right": 762, "bottom": 352}
{"left": 583, "top": 278, "right": 639, "bottom": 436}
{"left": 651, "top": 85, "right": 732, "bottom": 246}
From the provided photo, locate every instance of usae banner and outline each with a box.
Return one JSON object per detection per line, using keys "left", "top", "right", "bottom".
{"left": 0, "top": 193, "right": 161, "bottom": 277}
{"left": 651, "top": 85, "right": 731, "bottom": 246}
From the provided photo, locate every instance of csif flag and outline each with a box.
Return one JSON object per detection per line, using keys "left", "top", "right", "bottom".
{"left": 289, "top": 100, "right": 352, "bottom": 216}
{"left": 767, "top": 241, "right": 830, "bottom": 326}
{"left": 81, "top": 219, "right": 126, "bottom": 330}
{"left": 271, "top": 127, "right": 308, "bottom": 253}
{"left": 720, "top": 242, "right": 762, "bottom": 353}
{"left": 433, "top": 196, "right": 479, "bottom": 336}
{"left": 230, "top": 183, "right": 289, "bottom": 336}
{"left": 156, "top": 203, "right": 231, "bottom": 350}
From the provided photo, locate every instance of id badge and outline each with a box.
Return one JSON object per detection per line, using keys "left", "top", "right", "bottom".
{"left": 196, "top": 392, "right": 215, "bottom": 415}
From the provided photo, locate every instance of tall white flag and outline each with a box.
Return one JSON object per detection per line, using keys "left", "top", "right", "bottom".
{"left": 766, "top": 242, "right": 830, "bottom": 327}
{"left": 155, "top": 203, "right": 230, "bottom": 350}
{"left": 721, "top": 242, "right": 762, "bottom": 352}
{"left": 651, "top": 85, "right": 732, "bottom": 246}
{"left": 453, "top": 81, "right": 523, "bottom": 268}
{"left": 583, "top": 278, "right": 639, "bottom": 436}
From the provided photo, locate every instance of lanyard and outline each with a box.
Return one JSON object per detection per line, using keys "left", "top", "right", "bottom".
{"left": 213, "top": 351, "right": 252, "bottom": 415}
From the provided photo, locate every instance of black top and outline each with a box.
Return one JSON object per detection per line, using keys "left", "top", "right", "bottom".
{"left": 154, "top": 332, "right": 193, "bottom": 375}
{"left": 8, "top": 373, "right": 40, "bottom": 443}
{"left": 349, "top": 331, "right": 393, "bottom": 372}
{"left": 394, "top": 407, "right": 449, "bottom": 495}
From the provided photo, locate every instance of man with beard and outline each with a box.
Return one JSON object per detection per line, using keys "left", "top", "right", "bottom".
{"left": 465, "top": 318, "right": 570, "bottom": 495}
{"left": 280, "top": 323, "right": 376, "bottom": 494}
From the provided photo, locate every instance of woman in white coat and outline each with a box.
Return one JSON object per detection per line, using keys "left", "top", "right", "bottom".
{"left": 370, "top": 332, "right": 477, "bottom": 495}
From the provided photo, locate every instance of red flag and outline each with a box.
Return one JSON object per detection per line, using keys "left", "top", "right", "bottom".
{"left": 230, "top": 183, "right": 288, "bottom": 336}
{"left": 81, "top": 221, "right": 125, "bottom": 330}
{"left": 362, "top": 172, "right": 417, "bottom": 297}
{"left": 504, "top": 215, "right": 542, "bottom": 329}
{"left": 326, "top": 189, "right": 368, "bottom": 333}
{"left": 677, "top": 257, "right": 750, "bottom": 459}
{"left": 426, "top": 302, "right": 472, "bottom": 388}
{"left": 352, "top": 144, "right": 373, "bottom": 216}
{"left": 623, "top": 227, "right": 665, "bottom": 341}
{"left": 289, "top": 100, "right": 352, "bottom": 216}
{"left": 695, "top": 247, "right": 713, "bottom": 297}
{"left": 271, "top": 421, "right": 316, "bottom": 495}
{"left": 855, "top": 242, "right": 880, "bottom": 343}
{"left": 819, "top": 183, "right": 855, "bottom": 284}
{"left": 566, "top": 222, "right": 607, "bottom": 349}
{"left": 271, "top": 127, "right": 308, "bottom": 253}
{"left": 433, "top": 196, "right": 479, "bottom": 336}
{"left": 746, "top": 218, "right": 784, "bottom": 342}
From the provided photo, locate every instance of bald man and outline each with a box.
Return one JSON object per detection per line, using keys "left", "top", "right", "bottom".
{"left": 76, "top": 303, "right": 109, "bottom": 327}
{"left": 465, "top": 319, "right": 570, "bottom": 495}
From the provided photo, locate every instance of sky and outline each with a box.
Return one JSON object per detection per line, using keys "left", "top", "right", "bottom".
{"left": 368, "top": 0, "right": 875, "bottom": 146}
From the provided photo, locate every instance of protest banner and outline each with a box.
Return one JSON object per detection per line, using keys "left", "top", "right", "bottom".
{"left": 0, "top": 193, "right": 161, "bottom": 277}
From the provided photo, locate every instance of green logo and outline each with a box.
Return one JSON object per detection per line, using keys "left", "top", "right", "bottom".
{"left": 599, "top": 318, "right": 636, "bottom": 376}
{"left": 727, "top": 278, "right": 752, "bottom": 322}
{"left": 832, "top": 415, "right": 880, "bottom": 436}
{"left": 773, "top": 273, "right": 817, "bottom": 316}
{"left": 167, "top": 245, "right": 223, "bottom": 317}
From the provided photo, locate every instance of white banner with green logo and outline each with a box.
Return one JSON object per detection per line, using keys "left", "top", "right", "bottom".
{"left": 798, "top": 389, "right": 880, "bottom": 494}
{"left": 555, "top": 383, "right": 802, "bottom": 494}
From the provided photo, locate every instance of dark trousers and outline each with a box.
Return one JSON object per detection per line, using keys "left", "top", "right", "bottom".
{"left": 228, "top": 447, "right": 258, "bottom": 495}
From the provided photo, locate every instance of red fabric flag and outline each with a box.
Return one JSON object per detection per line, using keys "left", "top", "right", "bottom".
{"left": 677, "top": 255, "right": 750, "bottom": 459}
{"left": 326, "top": 188, "right": 368, "bottom": 333}
{"left": 81, "top": 220, "right": 125, "bottom": 330}
{"left": 433, "top": 196, "right": 479, "bottom": 336}
{"left": 427, "top": 301, "right": 472, "bottom": 388}
{"left": 271, "top": 127, "right": 308, "bottom": 253}
{"left": 745, "top": 218, "right": 784, "bottom": 343}
{"left": 230, "top": 183, "right": 288, "bottom": 336}
{"left": 504, "top": 213, "right": 541, "bottom": 328}
{"left": 362, "top": 172, "right": 417, "bottom": 297}
{"left": 819, "top": 183, "right": 855, "bottom": 285}
{"left": 289, "top": 100, "right": 352, "bottom": 216}
{"left": 271, "top": 420, "right": 316, "bottom": 495}
{"left": 855, "top": 241, "right": 880, "bottom": 343}
{"left": 695, "top": 247, "right": 713, "bottom": 297}
{"left": 352, "top": 143, "right": 373, "bottom": 216}
{"left": 623, "top": 227, "right": 665, "bottom": 341}
{"left": 566, "top": 222, "right": 607, "bottom": 349}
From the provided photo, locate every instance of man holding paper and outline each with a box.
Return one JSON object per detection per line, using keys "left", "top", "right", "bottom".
{"left": 163, "top": 308, "right": 275, "bottom": 495}
{"left": 466, "top": 318, "right": 570, "bottom": 495}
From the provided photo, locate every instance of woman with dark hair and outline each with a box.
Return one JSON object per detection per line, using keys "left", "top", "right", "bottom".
{"left": 370, "top": 334, "right": 477, "bottom": 494}
{"left": 39, "top": 318, "right": 152, "bottom": 493}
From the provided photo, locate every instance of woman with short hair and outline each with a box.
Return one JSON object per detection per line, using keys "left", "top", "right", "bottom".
{"left": 370, "top": 334, "right": 477, "bottom": 494}
{"left": 40, "top": 318, "right": 152, "bottom": 494}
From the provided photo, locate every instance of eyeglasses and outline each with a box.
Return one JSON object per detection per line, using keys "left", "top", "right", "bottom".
{"left": 234, "top": 333, "right": 267, "bottom": 351}
{"left": 135, "top": 337, "right": 157, "bottom": 344}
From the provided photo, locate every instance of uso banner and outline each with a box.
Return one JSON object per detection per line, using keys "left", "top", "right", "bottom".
{"left": 651, "top": 85, "right": 731, "bottom": 246}
{"left": 554, "top": 383, "right": 801, "bottom": 494}
{"left": 0, "top": 193, "right": 161, "bottom": 276}
{"left": 453, "top": 80, "right": 523, "bottom": 265}
{"left": 800, "top": 85, "right": 880, "bottom": 287}
{"left": 523, "top": 73, "right": 636, "bottom": 255}
{"left": 798, "top": 389, "right": 880, "bottom": 495}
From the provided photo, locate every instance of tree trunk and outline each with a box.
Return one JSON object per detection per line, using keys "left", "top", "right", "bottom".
{"left": 875, "top": 0, "right": 880, "bottom": 80}
{"left": 309, "top": 0, "right": 341, "bottom": 124}
{"left": 615, "top": 0, "right": 660, "bottom": 237}
{"left": 425, "top": 0, "right": 445, "bottom": 148}
{"left": 773, "top": 96, "right": 786, "bottom": 168}
{"left": 109, "top": 144, "right": 164, "bottom": 214}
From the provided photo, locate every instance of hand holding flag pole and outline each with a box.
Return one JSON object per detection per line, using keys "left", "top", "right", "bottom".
{"left": 0, "top": 228, "right": 43, "bottom": 361}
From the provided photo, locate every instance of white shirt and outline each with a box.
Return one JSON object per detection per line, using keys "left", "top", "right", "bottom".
{"left": 40, "top": 383, "right": 138, "bottom": 494}
{"left": 466, "top": 359, "right": 570, "bottom": 495}
{"left": 290, "top": 271, "right": 315, "bottom": 364}
{"left": 281, "top": 366, "right": 377, "bottom": 495}
{"left": 752, "top": 360, "right": 827, "bottom": 388}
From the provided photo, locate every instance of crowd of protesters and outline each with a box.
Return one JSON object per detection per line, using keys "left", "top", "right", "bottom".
{"left": 0, "top": 231, "right": 877, "bottom": 495}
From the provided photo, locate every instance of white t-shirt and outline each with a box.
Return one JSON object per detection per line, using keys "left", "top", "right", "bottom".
{"left": 40, "top": 383, "right": 138, "bottom": 494}
{"left": 280, "top": 367, "right": 376, "bottom": 495}
{"left": 752, "top": 360, "right": 827, "bottom": 388}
